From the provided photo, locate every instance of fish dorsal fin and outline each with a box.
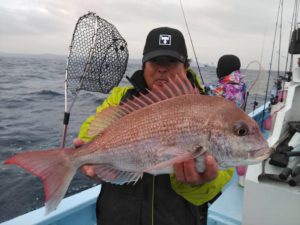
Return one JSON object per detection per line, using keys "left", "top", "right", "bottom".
{"left": 88, "top": 106, "right": 124, "bottom": 137}
{"left": 88, "top": 75, "right": 199, "bottom": 137}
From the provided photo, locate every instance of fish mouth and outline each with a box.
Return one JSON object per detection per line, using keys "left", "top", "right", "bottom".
{"left": 216, "top": 148, "right": 272, "bottom": 167}
{"left": 247, "top": 147, "right": 271, "bottom": 161}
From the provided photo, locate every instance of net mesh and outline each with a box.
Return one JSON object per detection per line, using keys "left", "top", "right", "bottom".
{"left": 66, "top": 12, "right": 128, "bottom": 94}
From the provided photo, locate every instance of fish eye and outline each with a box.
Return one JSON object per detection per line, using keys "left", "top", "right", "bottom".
{"left": 237, "top": 128, "right": 248, "bottom": 136}
{"left": 233, "top": 121, "right": 249, "bottom": 137}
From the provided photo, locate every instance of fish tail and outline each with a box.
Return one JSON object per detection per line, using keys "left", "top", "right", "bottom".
{"left": 4, "top": 148, "right": 76, "bottom": 214}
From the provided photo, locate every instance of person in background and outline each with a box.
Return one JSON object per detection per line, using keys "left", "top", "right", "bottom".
{"left": 206, "top": 54, "right": 247, "bottom": 186}
{"left": 74, "top": 27, "right": 234, "bottom": 225}
{"left": 206, "top": 54, "right": 246, "bottom": 110}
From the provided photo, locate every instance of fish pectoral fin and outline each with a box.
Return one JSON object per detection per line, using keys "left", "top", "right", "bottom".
{"left": 93, "top": 164, "right": 143, "bottom": 185}
{"left": 145, "top": 146, "right": 196, "bottom": 174}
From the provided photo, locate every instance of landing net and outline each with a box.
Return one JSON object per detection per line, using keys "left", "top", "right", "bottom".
{"left": 61, "top": 12, "right": 128, "bottom": 147}
{"left": 66, "top": 12, "right": 128, "bottom": 94}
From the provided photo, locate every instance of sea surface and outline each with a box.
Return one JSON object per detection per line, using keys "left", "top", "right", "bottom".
{"left": 0, "top": 54, "right": 277, "bottom": 222}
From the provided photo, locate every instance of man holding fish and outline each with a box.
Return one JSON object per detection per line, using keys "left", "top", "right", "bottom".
{"left": 75, "top": 27, "right": 241, "bottom": 225}
{"left": 5, "top": 27, "right": 270, "bottom": 225}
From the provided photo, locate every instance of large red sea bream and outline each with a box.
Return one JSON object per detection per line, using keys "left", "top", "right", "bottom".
{"left": 4, "top": 75, "right": 270, "bottom": 214}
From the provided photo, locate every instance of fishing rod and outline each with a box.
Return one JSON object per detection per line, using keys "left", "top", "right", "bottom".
{"left": 280, "top": 0, "right": 300, "bottom": 102}
{"left": 261, "top": 0, "right": 299, "bottom": 130}
{"left": 250, "top": 11, "right": 268, "bottom": 113}
{"left": 60, "top": 12, "right": 128, "bottom": 147}
{"left": 179, "top": 0, "right": 204, "bottom": 84}
{"left": 242, "top": 60, "right": 264, "bottom": 112}
{"left": 261, "top": 0, "right": 283, "bottom": 129}
{"left": 276, "top": 0, "right": 284, "bottom": 92}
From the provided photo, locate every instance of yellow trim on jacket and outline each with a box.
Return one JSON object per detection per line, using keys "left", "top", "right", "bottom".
{"left": 188, "top": 68, "right": 205, "bottom": 93}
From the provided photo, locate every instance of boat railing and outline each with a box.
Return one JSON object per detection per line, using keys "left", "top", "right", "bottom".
{"left": 0, "top": 185, "right": 101, "bottom": 225}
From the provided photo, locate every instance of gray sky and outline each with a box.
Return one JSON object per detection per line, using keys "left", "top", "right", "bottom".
{"left": 0, "top": 0, "right": 296, "bottom": 68}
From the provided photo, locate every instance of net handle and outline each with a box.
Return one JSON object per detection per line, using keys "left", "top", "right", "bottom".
{"left": 60, "top": 13, "right": 98, "bottom": 148}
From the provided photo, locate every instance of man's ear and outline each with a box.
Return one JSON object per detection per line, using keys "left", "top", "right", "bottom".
{"left": 184, "top": 64, "right": 189, "bottom": 70}
{"left": 184, "top": 59, "right": 190, "bottom": 68}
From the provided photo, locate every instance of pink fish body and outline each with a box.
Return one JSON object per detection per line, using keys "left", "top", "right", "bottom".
{"left": 4, "top": 75, "right": 270, "bottom": 214}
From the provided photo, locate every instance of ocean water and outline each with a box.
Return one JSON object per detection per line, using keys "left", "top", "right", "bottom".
{"left": 0, "top": 54, "right": 277, "bottom": 222}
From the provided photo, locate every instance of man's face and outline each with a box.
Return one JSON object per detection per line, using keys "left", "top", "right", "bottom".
{"left": 144, "top": 57, "right": 188, "bottom": 90}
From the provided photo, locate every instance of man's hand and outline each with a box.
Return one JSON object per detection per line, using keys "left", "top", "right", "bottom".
{"left": 73, "top": 138, "right": 98, "bottom": 180}
{"left": 173, "top": 155, "right": 218, "bottom": 186}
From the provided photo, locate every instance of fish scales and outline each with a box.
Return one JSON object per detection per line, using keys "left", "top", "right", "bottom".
{"left": 73, "top": 95, "right": 205, "bottom": 172}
